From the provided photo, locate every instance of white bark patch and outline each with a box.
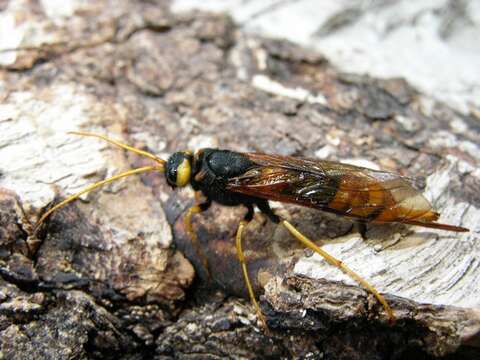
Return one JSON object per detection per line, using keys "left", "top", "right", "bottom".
{"left": 314, "top": 144, "right": 336, "bottom": 159}
{"left": 0, "top": 2, "right": 66, "bottom": 66}
{"left": 39, "top": 0, "right": 83, "bottom": 19}
{"left": 340, "top": 158, "right": 381, "bottom": 170}
{"left": 0, "top": 13, "right": 23, "bottom": 65}
{"left": 252, "top": 74, "right": 327, "bottom": 105}
{"left": 0, "top": 85, "right": 107, "bottom": 209}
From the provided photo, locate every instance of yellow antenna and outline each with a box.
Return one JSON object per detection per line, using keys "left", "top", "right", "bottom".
{"left": 68, "top": 131, "right": 165, "bottom": 165}
{"left": 34, "top": 132, "right": 166, "bottom": 233}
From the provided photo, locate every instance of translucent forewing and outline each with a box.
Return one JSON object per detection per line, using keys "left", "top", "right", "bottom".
{"left": 227, "top": 153, "right": 468, "bottom": 232}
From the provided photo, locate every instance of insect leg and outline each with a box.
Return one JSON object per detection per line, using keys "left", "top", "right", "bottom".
{"left": 356, "top": 221, "right": 368, "bottom": 239}
{"left": 235, "top": 204, "right": 268, "bottom": 328}
{"left": 281, "top": 219, "right": 395, "bottom": 323}
{"left": 183, "top": 192, "right": 212, "bottom": 276}
{"left": 256, "top": 199, "right": 280, "bottom": 223}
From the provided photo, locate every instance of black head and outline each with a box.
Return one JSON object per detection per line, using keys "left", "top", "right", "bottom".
{"left": 166, "top": 151, "right": 193, "bottom": 188}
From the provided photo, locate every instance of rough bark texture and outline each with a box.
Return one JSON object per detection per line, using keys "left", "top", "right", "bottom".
{"left": 0, "top": 1, "right": 479, "bottom": 359}
{"left": 173, "top": 0, "right": 480, "bottom": 115}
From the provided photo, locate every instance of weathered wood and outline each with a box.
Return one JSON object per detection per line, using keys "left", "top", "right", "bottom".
{"left": 0, "top": 1, "right": 479, "bottom": 358}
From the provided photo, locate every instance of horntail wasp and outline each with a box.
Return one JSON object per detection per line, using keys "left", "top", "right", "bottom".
{"left": 33, "top": 132, "right": 469, "bottom": 327}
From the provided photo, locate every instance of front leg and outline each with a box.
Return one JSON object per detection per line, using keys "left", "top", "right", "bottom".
{"left": 235, "top": 204, "right": 268, "bottom": 328}
{"left": 184, "top": 191, "right": 212, "bottom": 276}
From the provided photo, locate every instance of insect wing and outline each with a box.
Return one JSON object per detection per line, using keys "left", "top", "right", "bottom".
{"left": 227, "top": 153, "right": 438, "bottom": 224}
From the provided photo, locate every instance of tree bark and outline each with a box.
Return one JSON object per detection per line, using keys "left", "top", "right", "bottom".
{"left": 0, "top": 1, "right": 479, "bottom": 359}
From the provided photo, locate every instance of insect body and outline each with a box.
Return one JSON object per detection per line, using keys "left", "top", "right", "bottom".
{"left": 34, "top": 132, "right": 469, "bottom": 326}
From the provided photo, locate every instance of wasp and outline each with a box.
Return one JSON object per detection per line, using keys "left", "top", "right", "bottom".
{"left": 34, "top": 132, "right": 469, "bottom": 326}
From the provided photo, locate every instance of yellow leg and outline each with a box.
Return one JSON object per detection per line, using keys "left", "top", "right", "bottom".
{"left": 235, "top": 219, "right": 268, "bottom": 328}
{"left": 282, "top": 220, "right": 395, "bottom": 323}
{"left": 183, "top": 196, "right": 211, "bottom": 277}
{"left": 184, "top": 205, "right": 202, "bottom": 242}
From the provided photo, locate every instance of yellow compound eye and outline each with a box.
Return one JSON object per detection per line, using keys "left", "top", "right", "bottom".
{"left": 176, "top": 158, "right": 191, "bottom": 187}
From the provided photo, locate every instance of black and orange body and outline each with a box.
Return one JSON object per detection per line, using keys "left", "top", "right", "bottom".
{"left": 33, "top": 132, "right": 469, "bottom": 327}
{"left": 165, "top": 149, "right": 467, "bottom": 232}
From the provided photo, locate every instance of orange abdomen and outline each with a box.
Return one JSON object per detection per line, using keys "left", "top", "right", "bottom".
{"left": 327, "top": 175, "right": 439, "bottom": 224}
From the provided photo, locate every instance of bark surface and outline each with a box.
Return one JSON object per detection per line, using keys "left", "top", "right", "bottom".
{"left": 0, "top": 1, "right": 479, "bottom": 359}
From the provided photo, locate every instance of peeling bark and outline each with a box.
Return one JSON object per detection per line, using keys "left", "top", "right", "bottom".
{"left": 0, "top": 1, "right": 479, "bottom": 359}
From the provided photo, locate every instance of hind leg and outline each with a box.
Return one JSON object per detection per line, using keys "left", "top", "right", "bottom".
{"left": 281, "top": 219, "right": 395, "bottom": 323}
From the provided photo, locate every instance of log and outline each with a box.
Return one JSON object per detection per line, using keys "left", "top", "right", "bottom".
{"left": 0, "top": 1, "right": 479, "bottom": 358}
